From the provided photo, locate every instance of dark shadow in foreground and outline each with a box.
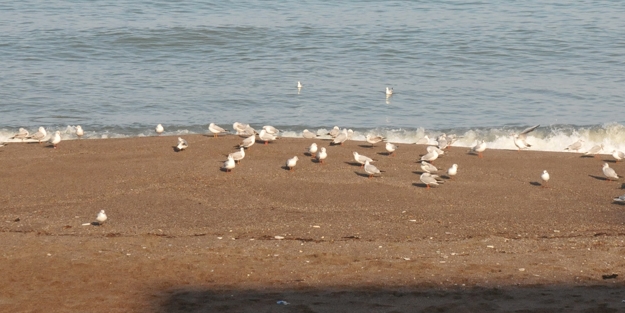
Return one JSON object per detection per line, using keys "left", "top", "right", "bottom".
{"left": 153, "top": 284, "right": 625, "bottom": 313}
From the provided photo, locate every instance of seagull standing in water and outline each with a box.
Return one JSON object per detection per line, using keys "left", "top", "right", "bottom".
{"left": 385, "top": 87, "right": 393, "bottom": 96}
{"left": 28, "top": 127, "right": 47, "bottom": 143}
{"left": 76, "top": 125, "right": 84, "bottom": 139}
{"left": 10, "top": 128, "right": 29, "bottom": 141}
{"left": 155, "top": 124, "right": 164, "bottom": 135}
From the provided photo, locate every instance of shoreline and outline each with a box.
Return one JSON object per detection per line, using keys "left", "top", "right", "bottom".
{"left": 1, "top": 134, "right": 625, "bottom": 311}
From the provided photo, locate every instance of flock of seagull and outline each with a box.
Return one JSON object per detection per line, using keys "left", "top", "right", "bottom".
{"left": 3, "top": 89, "right": 625, "bottom": 224}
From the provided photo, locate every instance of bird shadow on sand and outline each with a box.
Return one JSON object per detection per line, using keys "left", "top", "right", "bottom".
{"left": 357, "top": 144, "right": 374, "bottom": 148}
{"left": 529, "top": 181, "right": 543, "bottom": 187}
{"left": 354, "top": 172, "right": 373, "bottom": 178}
{"left": 281, "top": 166, "right": 293, "bottom": 171}
{"left": 304, "top": 152, "right": 314, "bottom": 157}
{"left": 345, "top": 161, "right": 363, "bottom": 167}
{"left": 604, "top": 159, "right": 619, "bottom": 163}
{"left": 377, "top": 152, "right": 393, "bottom": 156}
{"left": 588, "top": 175, "right": 612, "bottom": 182}
{"left": 580, "top": 155, "right": 599, "bottom": 159}
{"left": 172, "top": 146, "right": 184, "bottom": 152}
{"left": 412, "top": 182, "right": 433, "bottom": 189}
{"left": 412, "top": 171, "right": 427, "bottom": 175}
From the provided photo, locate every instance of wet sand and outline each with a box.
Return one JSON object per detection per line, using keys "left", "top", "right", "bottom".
{"left": 1, "top": 135, "right": 625, "bottom": 312}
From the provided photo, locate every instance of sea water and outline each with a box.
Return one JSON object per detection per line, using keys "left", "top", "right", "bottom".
{"left": 1, "top": 1, "right": 624, "bottom": 152}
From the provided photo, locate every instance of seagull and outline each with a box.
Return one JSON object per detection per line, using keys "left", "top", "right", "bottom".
{"left": 155, "top": 124, "right": 164, "bottom": 135}
{"left": 332, "top": 129, "right": 348, "bottom": 145}
{"left": 471, "top": 140, "right": 487, "bottom": 158}
{"left": 584, "top": 144, "right": 603, "bottom": 158}
{"left": 286, "top": 156, "right": 299, "bottom": 171}
{"left": 420, "top": 161, "right": 438, "bottom": 173}
{"left": 297, "top": 81, "right": 303, "bottom": 88}
{"left": 613, "top": 194, "right": 625, "bottom": 203}
{"left": 364, "top": 160, "right": 381, "bottom": 178}
{"left": 0, "top": 142, "right": 7, "bottom": 147}
{"left": 328, "top": 126, "right": 341, "bottom": 138}
{"left": 316, "top": 147, "right": 327, "bottom": 164}
{"left": 208, "top": 123, "right": 228, "bottom": 138}
{"left": 233, "top": 122, "right": 249, "bottom": 133}
{"left": 28, "top": 127, "right": 47, "bottom": 143}
{"left": 222, "top": 155, "right": 235, "bottom": 173}
{"left": 263, "top": 125, "right": 279, "bottom": 135}
{"left": 416, "top": 135, "right": 430, "bottom": 145}
{"left": 512, "top": 124, "right": 539, "bottom": 151}
{"left": 612, "top": 150, "right": 625, "bottom": 162}
{"left": 603, "top": 163, "right": 619, "bottom": 181}
{"left": 83, "top": 210, "right": 107, "bottom": 226}
{"left": 426, "top": 145, "right": 445, "bottom": 156}
{"left": 302, "top": 129, "right": 317, "bottom": 139}
{"left": 307, "top": 143, "right": 318, "bottom": 158}
{"left": 564, "top": 139, "right": 584, "bottom": 152}
{"left": 385, "top": 142, "right": 397, "bottom": 157}
{"left": 446, "top": 134, "right": 459, "bottom": 147}
{"left": 385, "top": 87, "right": 393, "bottom": 96}
{"left": 96, "top": 210, "right": 107, "bottom": 225}
{"left": 541, "top": 170, "right": 550, "bottom": 188}
{"left": 11, "top": 128, "right": 29, "bottom": 141}
{"left": 258, "top": 129, "right": 277, "bottom": 144}
{"left": 239, "top": 134, "right": 256, "bottom": 149}
{"left": 448, "top": 164, "right": 458, "bottom": 180}
{"left": 346, "top": 129, "right": 354, "bottom": 140}
{"left": 229, "top": 147, "right": 245, "bottom": 163}
{"left": 176, "top": 137, "right": 188, "bottom": 151}
{"left": 420, "top": 173, "right": 444, "bottom": 189}
{"left": 366, "top": 134, "right": 384, "bottom": 147}
{"left": 237, "top": 125, "right": 256, "bottom": 137}
{"left": 420, "top": 149, "right": 439, "bottom": 163}
{"left": 353, "top": 152, "right": 374, "bottom": 168}
{"left": 48, "top": 131, "right": 61, "bottom": 149}
{"left": 76, "top": 125, "right": 84, "bottom": 139}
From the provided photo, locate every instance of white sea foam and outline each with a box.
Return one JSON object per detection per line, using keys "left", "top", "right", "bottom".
{"left": 2, "top": 123, "right": 625, "bottom": 155}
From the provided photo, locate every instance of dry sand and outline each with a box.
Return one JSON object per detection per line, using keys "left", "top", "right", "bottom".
{"left": 1, "top": 134, "right": 625, "bottom": 312}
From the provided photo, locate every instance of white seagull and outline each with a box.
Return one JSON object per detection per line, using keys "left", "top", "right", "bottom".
{"left": 447, "top": 164, "right": 458, "bottom": 180}
{"left": 286, "top": 156, "right": 299, "bottom": 171}
{"left": 420, "top": 149, "right": 439, "bottom": 163}
{"left": 564, "top": 139, "right": 584, "bottom": 152}
{"left": 302, "top": 129, "right": 317, "bottom": 139}
{"left": 385, "top": 87, "right": 393, "bottom": 96}
{"left": 83, "top": 210, "right": 107, "bottom": 226}
{"left": 297, "top": 81, "right": 303, "bottom": 88}
{"left": 584, "top": 144, "right": 603, "bottom": 158}
{"left": 258, "top": 129, "right": 277, "bottom": 144}
{"left": 48, "top": 131, "right": 61, "bottom": 149}
{"left": 385, "top": 142, "right": 397, "bottom": 157}
{"left": 222, "top": 155, "right": 235, "bottom": 173}
{"left": 363, "top": 160, "right": 381, "bottom": 178}
{"left": 263, "top": 125, "right": 279, "bottom": 135}
{"left": 612, "top": 150, "right": 625, "bottom": 162}
{"left": 10, "top": 128, "right": 29, "bottom": 141}
{"left": 229, "top": 147, "right": 245, "bottom": 163}
{"left": 471, "top": 140, "right": 487, "bottom": 158}
{"left": 28, "top": 127, "right": 47, "bottom": 143}
{"left": 420, "top": 161, "right": 438, "bottom": 173}
{"left": 307, "top": 143, "right": 318, "bottom": 158}
{"left": 76, "top": 125, "right": 84, "bottom": 139}
{"left": 415, "top": 135, "right": 430, "bottom": 145}
{"left": 420, "top": 173, "right": 444, "bottom": 189}
{"left": 239, "top": 134, "right": 256, "bottom": 149}
{"left": 155, "top": 124, "right": 164, "bottom": 135}
{"left": 328, "top": 126, "right": 341, "bottom": 138}
{"left": 603, "top": 163, "right": 619, "bottom": 181}
{"left": 209, "top": 123, "right": 228, "bottom": 138}
{"left": 512, "top": 124, "right": 539, "bottom": 151}
{"left": 316, "top": 147, "right": 327, "bottom": 164}
{"left": 176, "top": 137, "right": 188, "bottom": 151}
{"left": 426, "top": 145, "right": 445, "bottom": 156}
{"left": 366, "top": 134, "right": 385, "bottom": 147}
{"left": 541, "top": 170, "right": 550, "bottom": 188}
{"left": 332, "top": 129, "right": 348, "bottom": 146}
{"left": 353, "top": 152, "right": 374, "bottom": 168}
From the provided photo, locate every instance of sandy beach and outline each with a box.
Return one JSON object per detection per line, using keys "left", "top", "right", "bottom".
{"left": 1, "top": 134, "right": 625, "bottom": 312}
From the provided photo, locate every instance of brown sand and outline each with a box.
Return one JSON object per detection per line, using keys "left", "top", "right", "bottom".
{"left": 1, "top": 135, "right": 625, "bottom": 312}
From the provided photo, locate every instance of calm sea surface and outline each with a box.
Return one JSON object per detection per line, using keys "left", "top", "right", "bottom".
{"left": 1, "top": 1, "right": 624, "bottom": 149}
